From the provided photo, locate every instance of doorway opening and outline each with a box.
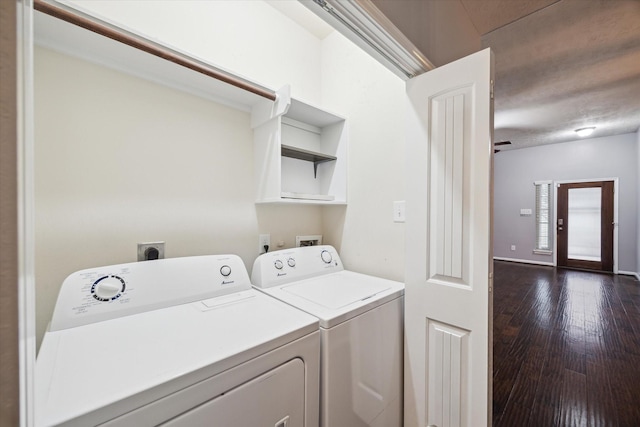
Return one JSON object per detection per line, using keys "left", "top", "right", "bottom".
{"left": 556, "top": 180, "right": 616, "bottom": 272}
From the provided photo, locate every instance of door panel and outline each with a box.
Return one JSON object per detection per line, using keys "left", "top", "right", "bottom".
{"left": 405, "top": 48, "right": 494, "bottom": 427}
{"left": 427, "top": 320, "right": 469, "bottom": 427}
{"left": 557, "top": 181, "right": 614, "bottom": 272}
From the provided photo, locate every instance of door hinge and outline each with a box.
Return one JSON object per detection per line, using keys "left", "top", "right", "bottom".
{"left": 490, "top": 80, "right": 494, "bottom": 100}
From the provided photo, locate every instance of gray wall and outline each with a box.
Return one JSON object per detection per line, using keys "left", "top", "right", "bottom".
{"left": 494, "top": 132, "right": 638, "bottom": 273}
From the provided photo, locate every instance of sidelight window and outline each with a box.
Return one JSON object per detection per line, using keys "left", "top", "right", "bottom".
{"left": 534, "top": 181, "right": 552, "bottom": 252}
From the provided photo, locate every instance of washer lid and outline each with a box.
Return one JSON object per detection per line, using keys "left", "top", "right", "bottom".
{"left": 283, "top": 274, "right": 390, "bottom": 309}
{"left": 259, "top": 271, "right": 404, "bottom": 328}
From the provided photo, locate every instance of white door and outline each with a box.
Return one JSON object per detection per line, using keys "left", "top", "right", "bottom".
{"left": 404, "top": 48, "right": 494, "bottom": 427}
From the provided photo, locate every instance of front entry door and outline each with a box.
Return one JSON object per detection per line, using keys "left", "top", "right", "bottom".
{"left": 405, "top": 48, "right": 494, "bottom": 427}
{"left": 557, "top": 181, "right": 614, "bottom": 272}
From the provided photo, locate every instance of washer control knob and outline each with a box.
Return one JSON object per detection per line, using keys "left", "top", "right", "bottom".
{"left": 320, "top": 250, "right": 333, "bottom": 264}
{"left": 287, "top": 258, "right": 296, "bottom": 267}
{"left": 220, "top": 265, "right": 232, "bottom": 277}
{"left": 91, "top": 275, "right": 126, "bottom": 302}
{"left": 274, "top": 260, "right": 284, "bottom": 270}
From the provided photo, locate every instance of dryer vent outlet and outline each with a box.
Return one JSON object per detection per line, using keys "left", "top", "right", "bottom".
{"left": 137, "top": 242, "right": 165, "bottom": 261}
{"left": 296, "top": 235, "right": 322, "bottom": 247}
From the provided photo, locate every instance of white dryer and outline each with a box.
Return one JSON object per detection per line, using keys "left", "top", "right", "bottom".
{"left": 252, "top": 245, "right": 404, "bottom": 427}
{"left": 36, "top": 254, "right": 320, "bottom": 427}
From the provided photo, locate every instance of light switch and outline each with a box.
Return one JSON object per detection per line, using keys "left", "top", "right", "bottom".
{"left": 393, "top": 201, "right": 406, "bottom": 223}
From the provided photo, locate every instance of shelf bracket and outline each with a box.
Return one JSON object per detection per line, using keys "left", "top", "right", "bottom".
{"left": 312, "top": 159, "right": 335, "bottom": 178}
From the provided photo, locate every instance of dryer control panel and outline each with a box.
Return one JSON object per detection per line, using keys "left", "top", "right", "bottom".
{"left": 50, "top": 255, "right": 251, "bottom": 331}
{"left": 252, "top": 245, "right": 343, "bottom": 288}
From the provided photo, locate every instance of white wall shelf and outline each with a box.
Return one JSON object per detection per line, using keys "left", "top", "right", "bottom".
{"left": 281, "top": 145, "right": 337, "bottom": 178}
{"left": 252, "top": 87, "right": 348, "bottom": 205}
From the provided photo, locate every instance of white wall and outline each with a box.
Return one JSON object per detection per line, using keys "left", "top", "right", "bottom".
{"left": 493, "top": 133, "right": 638, "bottom": 272}
{"left": 34, "top": 1, "right": 328, "bottom": 347}
{"left": 320, "top": 32, "right": 406, "bottom": 282}
{"left": 63, "top": 0, "right": 323, "bottom": 103}
{"left": 34, "top": 2, "right": 408, "bottom": 346}
{"left": 34, "top": 47, "right": 323, "bottom": 347}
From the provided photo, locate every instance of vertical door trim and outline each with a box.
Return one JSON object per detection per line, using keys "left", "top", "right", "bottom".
{"left": 552, "top": 177, "right": 619, "bottom": 273}
{"left": 15, "top": 0, "right": 37, "bottom": 426}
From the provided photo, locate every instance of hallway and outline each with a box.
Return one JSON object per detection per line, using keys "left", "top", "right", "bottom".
{"left": 492, "top": 261, "right": 640, "bottom": 426}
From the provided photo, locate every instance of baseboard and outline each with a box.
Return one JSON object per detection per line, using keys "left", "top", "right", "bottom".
{"left": 493, "top": 256, "right": 555, "bottom": 267}
{"left": 618, "top": 270, "right": 640, "bottom": 281}
{"left": 493, "top": 262, "right": 640, "bottom": 279}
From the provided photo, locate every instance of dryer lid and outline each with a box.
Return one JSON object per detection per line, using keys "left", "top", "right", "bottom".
{"left": 36, "top": 289, "right": 318, "bottom": 427}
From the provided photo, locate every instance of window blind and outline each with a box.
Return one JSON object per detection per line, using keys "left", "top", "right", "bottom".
{"left": 535, "top": 182, "right": 551, "bottom": 251}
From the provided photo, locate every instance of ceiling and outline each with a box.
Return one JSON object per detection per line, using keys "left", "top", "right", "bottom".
{"left": 279, "top": 0, "right": 640, "bottom": 151}
{"left": 371, "top": 0, "right": 640, "bottom": 150}
{"left": 474, "top": 0, "right": 640, "bottom": 150}
{"left": 460, "top": 0, "right": 559, "bottom": 34}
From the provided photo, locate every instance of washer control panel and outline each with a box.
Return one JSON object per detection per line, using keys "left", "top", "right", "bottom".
{"left": 50, "top": 255, "right": 250, "bottom": 331}
{"left": 252, "top": 245, "right": 343, "bottom": 288}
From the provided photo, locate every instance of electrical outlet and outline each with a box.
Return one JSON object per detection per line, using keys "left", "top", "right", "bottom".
{"left": 511, "top": 245, "right": 516, "bottom": 251}
{"left": 259, "top": 234, "right": 271, "bottom": 254}
{"left": 137, "top": 242, "right": 165, "bottom": 261}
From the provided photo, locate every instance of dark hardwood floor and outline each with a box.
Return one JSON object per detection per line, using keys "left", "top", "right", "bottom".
{"left": 492, "top": 261, "right": 640, "bottom": 426}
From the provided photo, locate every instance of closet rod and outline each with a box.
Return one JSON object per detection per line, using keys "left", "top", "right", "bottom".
{"left": 34, "top": 0, "right": 277, "bottom": 102}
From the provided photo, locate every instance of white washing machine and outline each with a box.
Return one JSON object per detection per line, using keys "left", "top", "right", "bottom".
{"left": 252, "top": 245, "right": 404, "bottom": 427}
{"left": 36, "top": 254, "right": 320, "bottom": 427}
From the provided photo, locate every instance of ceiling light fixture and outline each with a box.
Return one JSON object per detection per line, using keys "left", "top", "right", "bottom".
{"left": 575, "top": 127, "right": 595, "bottom": 137}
